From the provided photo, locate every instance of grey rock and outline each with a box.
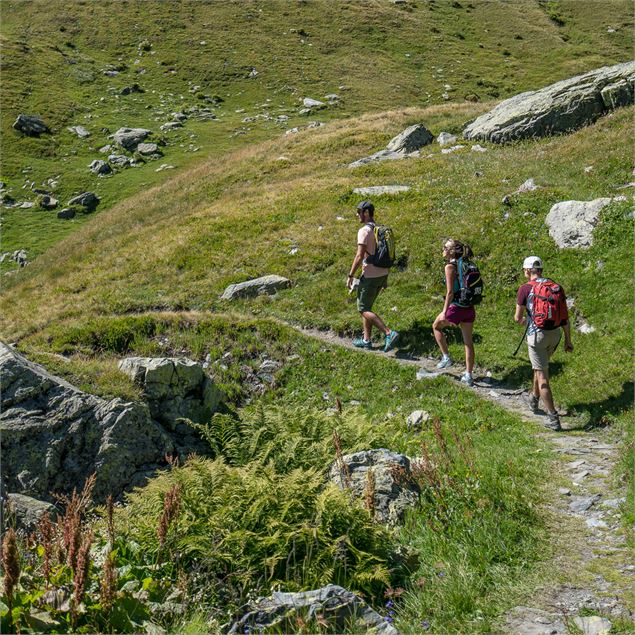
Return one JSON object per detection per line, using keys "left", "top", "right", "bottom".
{"left": 545, "top": 198, "right": 612, "bottom": 249}
{"left": 386, "top": 124, "right": 434, "bottom": 153}
{"left": 99, "top": 144, "right": 113, "bottom": 153}
{"left": 4, "top": 494, "right": 58, "bottom": 533}
{"left": 57, "top": 207, "right": 77, "bottom": 220}
{"left": 464, "top": 61, "right": 635, "bottom": 143}
{"left": 516, "top": 178, "right": 539, "bottom": 193}
{"left": 228, "top": 584, "right": 401, "bottom": 635}
{"left": 348, "top": 149, "right": 412, "bottom": 168}
{"left": 302, "top": 97, "right": 326, "bottom": 108}
{"left": 13, "top": 114, "right": 50, "bottom": 136}
{"left": 559, "top": 487, "right": 572, "bottom": 496}
{"left": 160, "top": 121, "right": 183, "bottom": 131}
{"left": 220, "top": 275, "right": 291, "bottom": 301}
{"left": 136, "top": 142, "right": 161, "bottom": 155}
{"left": 406, "top": 410, "right": 430, "bottom": 430}
{"left": 441, "top": 144, "right": 465, "bottom": 154}
{"left": 0, "top": 343, "right": 173, "bottom": 503}
{"left": 569, "top": 494, "right": 601, "bottom": 513}
{"left": 20, "top": 201, "right": 34, "bottom": 209}
{"left": 352, "top": 185, "right": 410, "bottom": 196}
{"left": 120, "top": 83, "right": 144, "bottom": 95}
{"left": 324, "top": 93, "right": 340, "bottom": 102}
{"left": 329, "top": 448, "right": 420, "bottom": 525}
{"left": 112, "top": 127, "right": 151, "bottom": 151}
{"left": 573, "top": 616, "right": 612, "bottom": 635}
{"left": 89, "top": 159, "right": 112, "bottom": 175}
{"left": 68, "top": 191, "right": 100, "bottom": 211}
{"left": 118, "top": 357, "right": 221, "bottom": 429}
{"left": 108, "top": 154, "right": 131, "bottom": 168}
{"left": 12, "top": 250, "right": 27, "bottom": 267}
{"left": 471, "top": 144, "right": 487, "bottom": 152}
{"left": 39, "top": 195, "right": 58, "bottom": 210}
{"left": 437, "top": 131, "right": 457, "bottom": 146}
{"left": 171, "top": 112, "right": 188, "bottom": 122}
{"left": 506, "top": 606, "right": 566, "bottom": 634}
{"left": 67, "top": 125, "right": 91, "bottom": 138}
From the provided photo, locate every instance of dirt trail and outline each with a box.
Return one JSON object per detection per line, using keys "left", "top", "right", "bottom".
{"left": 291, "top": 326, "right": 634, "bottom": 633}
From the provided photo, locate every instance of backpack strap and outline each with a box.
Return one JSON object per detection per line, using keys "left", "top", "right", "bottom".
{"left": 457, "top": 257, "right": 464, "bottom": 289}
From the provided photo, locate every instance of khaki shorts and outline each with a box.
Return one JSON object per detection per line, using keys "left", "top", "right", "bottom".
{"left": 527, "top": 329, "right": 561, "bottom": 371}
{"left": 357, "top": 275, "right": 388, "bottom": 313}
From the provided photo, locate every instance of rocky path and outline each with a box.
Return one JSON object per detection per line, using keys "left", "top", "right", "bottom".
{"left": 291, "top": 326, "right": 634, "bottom": 634}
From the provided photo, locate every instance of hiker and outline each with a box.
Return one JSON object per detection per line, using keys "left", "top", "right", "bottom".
{"left": 347, "top": 200, "right": 399, "bottom": 351}
{"left": 432, "top": 239, "right": 477, "bottom": 386}
{"left": 514, "top": 256, "right": 573, "bottom": 431}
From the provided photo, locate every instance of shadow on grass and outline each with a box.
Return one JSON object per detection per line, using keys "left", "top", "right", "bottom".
{"left": 395, "top": 318, "right": 483, "bottom": 359}
{"left": 568, "top": 381, "right": 635, "bottom": 430}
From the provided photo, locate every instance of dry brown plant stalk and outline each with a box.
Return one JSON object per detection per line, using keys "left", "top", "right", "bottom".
{"left": 363, "top": 468, "right": 376, "bottom": 519}
{"left": 105, "top": 495, "right": 115, "bottom": 547}
{"left": 37, "top": 512, "right": 54, "bottom": 586}
{"left": 2, "top": 527, "right": 20, "bottom": 629}
{"left": 157, "top": 484, "right": 182, "bottom": 550}
{"left": 332, "top": 428, "right": 351, "bottom": 488}
{"left": 100, "top": 550, "right": 117, "bottom": 614}
{"left": 70, "top": 530, "right": 93, "bottom": 630}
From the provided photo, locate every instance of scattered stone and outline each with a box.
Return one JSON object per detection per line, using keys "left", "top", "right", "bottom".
{"left": 228, "top": 585, "right": 401, "bottom": 635}
{"left": 108, "top": 154, "right": 131, "bottom": 168}
{"left": 20, "top": 201, "right": 34, "bottom": 209}
{"left": 559, "top": 487, "right": 571, "bottom": 496}
{"left": 0, "top": 343, "right": 173, "bottom": 502}
{"left": 119, "top": 83, "right": 144, "bottom": 95}
{"left": 39, "top": 195, "right": 58, "bottom": 210}
{"left": 416, "top": 369, "right": 441, "bottom": 380}
{"left": 220, "top": 275, "right": 291, "bottom": 300}
{"left": 12, "top": 250, "right": 27, "bottom": 267}
{"left": 112, "top": 127, "right": 151, "bottom": 151}
{"left": 352, "top": 185, "right": 410, "bottom": 196}
{"left": 302, "top": 97, "right": 325, "bottom": 109}
{"left": 506, "top": 606, "right": 566, "bottom": 635}
{"left": 586, "top": 518, "right": 608, "bottom": 529}
{"left": 118, "top": 357, "right": 221, "bottom": 429}
{"left": 89, "top": 159, "right": 112, "bottom": 175}
{"left": 4, "top": 494, "right": 58, "bottom": 533}
{"left": 471, "top": 144, "right": 487, "bottom": 152}
{"left": 160, "top": 121, "right": 183, "bottom": 131}
{"left": 573, "top": 616, "right": 612, "bottom": 635}
{"left": 155, "top": 164, "right": 174, "bottom": 172}
{"left": 545, "top": 198, "right": 612, "bottom": 249}
{"left": 57, "top": 207, "right": 76, "bottom": 220}
{"left": 577, "top": 321, "right": 596, "bottom": 334}
{"left": 463, "top": 61, "right": 635, "bottom": 143}
{"left": 99, "top": 144, "right": 113, "bottom": 153}
{"left": 437, "top": 132, "right": 457, "bottom": 146}
{"left": 516, "top": 178, "right": 539, "bottom": 193}
{"left": 324, "top": 93, "right": 340, "bottom": 102}
{"left": 387, "top": 124, "right": 434, "bottom": 153}
{"left": 68, "top": 191, "right": 100, "bottom": 211}
{"left": 12, "top": 114, "right": 50, "bottom": 136}
{"left": 441, "top": 144, "right": 465, "bottom": 154}
{"left": 67, "top": 125, "right": 91, "bottom": 138}
{"left": 329, "top": 448, "right": 420, "bottom": 525}
{"left": 406, "top": 410, "right": 431, "bottom": 430}
{"left": 248, "top": 68, "right": 258, "bottom": 78}
{"left": 137, "top": 142, "right": 161, "bottom": 155}
{"left": 569, "top": 494, "right": 601, "bottom": 513}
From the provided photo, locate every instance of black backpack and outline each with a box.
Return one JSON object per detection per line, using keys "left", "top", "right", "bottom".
{"left": 454, "top": 257, "right": 483, "bottom": 306}
{"left": 365, "top": 222, "right": 396, "bottom": 268}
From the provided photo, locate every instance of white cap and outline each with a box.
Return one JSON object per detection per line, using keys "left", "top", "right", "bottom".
{"left": 522, "top": 256, "right": 543, "bottom": 269}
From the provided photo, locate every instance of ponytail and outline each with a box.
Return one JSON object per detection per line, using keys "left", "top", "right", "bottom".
{"left": 446, "top": 239, "right": 474, "bottom": 260}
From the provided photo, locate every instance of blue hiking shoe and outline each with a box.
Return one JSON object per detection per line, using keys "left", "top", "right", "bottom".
{"left": 383, "top": 330, "right": 399, "bottom": 352}
{"left": 352, "top": 338, "right": 372, "bottom": 349}
{"left": 436, "top": 355, "right": 453, "bottom": 369}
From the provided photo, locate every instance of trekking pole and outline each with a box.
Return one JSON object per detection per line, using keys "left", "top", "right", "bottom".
{"left": 512, "top": 320, "right": 530, "bottom": 357}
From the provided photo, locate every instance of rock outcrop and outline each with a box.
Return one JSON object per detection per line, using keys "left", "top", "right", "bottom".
{"left": 118, "top": 357, "right": 221, "bottom": 428}
{"left": 220, "top": 275, "right": 291, "bottom": 300}
{"left": 329, "top": 448, "right": 420, "bottom": 525}
{"left": 545, "top": 198, "right": 613, "bottom": 249}
{"left": 228, "top": 584, "right": 401, "bottom": 635}
{"left": 68, "top": 192, "right": 100, "bottom": 212}
{"left": 352, "top": 185, "right": 410, "bottom": 196}
{"left": 349, "top": 124, "right": 433, "bottom": 168}
{"left": 463, "top": 61, "right": 635, "bottom": 143}
{"left": 13, "top": 114, "right": 50, "bottom": 136}
{"left": 4, "top": 494, "right": 58, "bottom": 534}
{"left": 112, "top": 127, "right": 151, "bottom": 151}
{"left": 0, "top": 343, "right": 173, "bottom": 503}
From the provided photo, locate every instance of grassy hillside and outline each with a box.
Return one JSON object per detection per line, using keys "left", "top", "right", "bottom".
{"left": 1, "top": 0, "right": 632, "bottom": 265}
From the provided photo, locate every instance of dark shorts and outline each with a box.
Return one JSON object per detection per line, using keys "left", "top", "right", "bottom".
{"left": 446, "top": 303, "right": 476, "bottom": 325}
{"left": 357, "top": 275, "right": 388, "bottom": 313}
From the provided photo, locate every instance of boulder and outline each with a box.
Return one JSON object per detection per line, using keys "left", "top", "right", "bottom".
{"left": 228, "top": 584, "right": 401, "bottom": 635}
{"left": 12, "top": 250, "right": 27, "bottom": 267}
{"left": 57, "top": 207, "right": 77, "bottom": 220}
{"left": 160, "top": 121, "right": 183, "bottom": 131}
{"left": 4, "top": 494, "right": 58, "bottom": 533}
{"left": 67, "top": 125, "right": 91, "bottom": 138}
{"left": 13, "top": 114, "right": 50, "bottom": 136}
{"left": 118, "top": 357, "right": 221, "bottom": 429}
{"left": 89, "top": 159, "right": 112, "bottom": 175}
{"left": 107, "top": 154, "right": 131, "bottom": 168}
{"left": 302, "top": 97, "right": 326, "bottom": 109}
{"left": 137, "top": 142, "right": 161, "bottom": 155}
{"left": 329, "top": 448, "right": 420, "bottom": 525}
{"left": 386, "top": 124, "right": 434, "bottom": 154}
{"left": 573, "top": 616, "right": 612, "bottom": 635}
{"left": 220, "top": 275, "right": 291, "bottom": 300}
{"left": 39, "top": 195, "right": 58, "bottom": 210}
{"left": 437, "top": 131, "right": 457, "bottom": 146}
{"left": 68, "top": 191, "right": 100, "bottom": 212}
{"left": 545, "top": 198, "right": 612, "bottom": 249}
{"left": 463, "top": 61, "right": 635, "bottom": 143}
{"left": 0, "top": 343, "right": 173, "bottom": 503}
{"left": 352, "top": 185, "right": 410, "bottom": 196}
{"left": 112, "top": 127, "right": 151, "bottom": 151}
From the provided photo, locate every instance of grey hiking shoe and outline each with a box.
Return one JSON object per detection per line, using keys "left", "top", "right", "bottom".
{"left": 460, "top": 372, "right": 474, "bottom": 387}
{"left": 524, "top": 392, "right": 540, "bottom": 412}
{"left": 545, "top": 412, "right": 562, "bottom": 431}
{"left": 436, "top": 355, "right": 452, "bottom": 369}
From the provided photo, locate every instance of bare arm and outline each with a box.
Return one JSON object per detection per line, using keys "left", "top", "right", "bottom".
{"left": 347, "top": 244, "right": 366, "bottom": 289}
{"left": 514, "top": 304, "right": 526, "bottom": 325}
{"left": 441, "top": 263, "right": 455, "bottom": 316}
{"left": 562, "top": 322, "right": 573, "bottom": 352}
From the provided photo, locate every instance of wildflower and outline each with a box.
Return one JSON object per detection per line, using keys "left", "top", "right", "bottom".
{"left": 421, "top": 619, "right": 431, "bottom": 630}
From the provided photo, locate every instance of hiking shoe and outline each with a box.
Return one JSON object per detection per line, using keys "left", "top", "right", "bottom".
{"left": 436, "top": 355, "right": 453, "bottom": 369}
{"left": 384, "top": 330, "right": 399, "bottom": 352}
{"left": 524, "top": 392, "right": 540, "bottom": 412}
{"left": 460, "top": 372, "right": 474, "bottom": 387}
{"left": 352, "top": 338, "right": 372, "bottom": 349}
{"left": 545, "top": 412, "right": 562, "bottom": 432}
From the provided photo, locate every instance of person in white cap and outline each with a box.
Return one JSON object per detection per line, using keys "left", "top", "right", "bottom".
{"left": 514, "top": 256, "right": 573, "bottom": 430}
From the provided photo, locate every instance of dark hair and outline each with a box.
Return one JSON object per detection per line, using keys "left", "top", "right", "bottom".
{"left": 356, "top": 200, "right": 375, "bottom": 216}
{"left": 445, "top": 239, "right": 473, "bottom": 259}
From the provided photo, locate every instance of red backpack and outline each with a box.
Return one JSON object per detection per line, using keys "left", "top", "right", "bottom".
{"left": 528, "top": 278, "right": 568, "bottom": 330}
